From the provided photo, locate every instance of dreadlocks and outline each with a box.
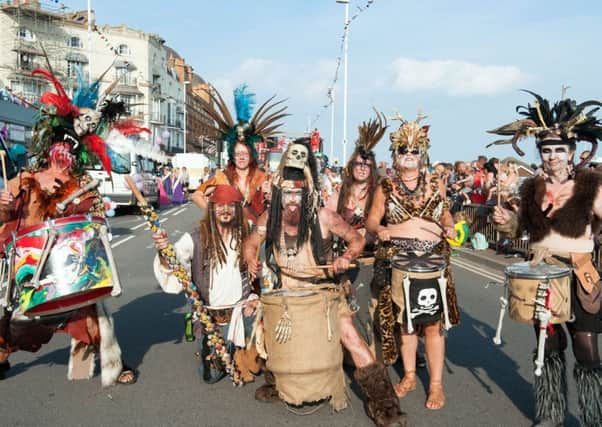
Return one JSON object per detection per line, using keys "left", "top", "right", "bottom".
{"left": 200, "top": 201, "right": 249, "bottom": 269}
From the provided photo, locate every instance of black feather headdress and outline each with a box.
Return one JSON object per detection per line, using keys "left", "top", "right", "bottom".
{"left": 487, "top": 90, "right": 602, "bottom": 167}
{"left": 342, "top": 108, "right": 387, "bottom": 177}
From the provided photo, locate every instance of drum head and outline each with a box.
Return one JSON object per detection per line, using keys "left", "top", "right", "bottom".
{"left": 391, "top": 252, "right": 446, "bottom": 273}
{"left": 505, "top": 262, "right": 570, "bottom": 279}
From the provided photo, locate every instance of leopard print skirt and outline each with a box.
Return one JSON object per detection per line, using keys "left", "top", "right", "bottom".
{"left": 370, "top": 240, "right": 460, "bottom": 365}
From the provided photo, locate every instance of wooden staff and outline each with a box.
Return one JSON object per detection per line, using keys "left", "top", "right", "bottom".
{"left": 0, "top": 151, "right": 7, "bottom": 190}
{"left": 124, "top": 176, "right": 243, "bottom": 386}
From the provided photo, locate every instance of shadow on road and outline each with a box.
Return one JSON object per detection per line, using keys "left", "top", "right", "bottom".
{"left": 112, "top": 291, "right": 186, "bottom": 369}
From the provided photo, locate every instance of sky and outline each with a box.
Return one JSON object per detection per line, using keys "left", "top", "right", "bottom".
{"left": 70, "top": 0, "right": 602, "bottom": 165}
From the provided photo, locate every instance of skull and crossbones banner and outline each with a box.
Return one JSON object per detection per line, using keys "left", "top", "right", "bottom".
{"left": 407, "top": 278, "right": 442, "bottom": 326}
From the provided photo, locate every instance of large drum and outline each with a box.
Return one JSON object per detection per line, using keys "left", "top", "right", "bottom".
{"left": 2, "top": 215, "right": 120, "bottom": 317}
{"left": 260, "top": 286, "right": 348, "bottom": 411}
{"left": 504, "top": 261, "right": 571, "bottom": 324}
{"left": 391, "top": 252, "right": 450, "bottom": 333}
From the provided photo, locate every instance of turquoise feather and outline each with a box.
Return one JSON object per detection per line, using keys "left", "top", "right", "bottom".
{"left": 233, "top": 84, "right": 255, "bottom": 124}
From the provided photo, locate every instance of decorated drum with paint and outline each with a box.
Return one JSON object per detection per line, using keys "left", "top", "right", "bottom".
{"left": 3, "top": 215, "right": 118, "bottom": 316}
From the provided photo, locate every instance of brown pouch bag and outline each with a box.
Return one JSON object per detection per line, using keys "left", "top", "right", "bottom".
{"left": 570, "top": 253, "right": 602, "bottom": 314}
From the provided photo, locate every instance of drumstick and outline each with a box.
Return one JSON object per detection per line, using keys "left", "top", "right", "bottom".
{"left": 0, "top": 151, "right": 7, "bottom": 190}
{"left": 297, "top": 261, "right": 360, "bottom": 271}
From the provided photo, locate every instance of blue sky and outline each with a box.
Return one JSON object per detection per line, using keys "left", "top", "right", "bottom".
{"left": 81, "top": 0, "right": 602, "bottom": 165}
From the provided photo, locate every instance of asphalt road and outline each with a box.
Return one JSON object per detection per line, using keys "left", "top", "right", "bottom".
{"left": 1, "top": 203, "right": 599, "bottom": 426}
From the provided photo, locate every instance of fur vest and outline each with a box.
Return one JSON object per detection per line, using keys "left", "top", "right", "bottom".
{"left": 519, "top": 170, "right": 602, "bottom": 243}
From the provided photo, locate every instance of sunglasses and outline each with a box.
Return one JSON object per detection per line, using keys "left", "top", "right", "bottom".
{"left": 352, "top": 161, "right": 372, "bottom": 169}
{"left": 397, "top": 148, "right": 421, "bottom": 156}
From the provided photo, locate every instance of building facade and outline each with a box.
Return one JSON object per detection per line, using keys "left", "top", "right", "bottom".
{"left": 0, "top": 0, "right": 213, "bottom": 156}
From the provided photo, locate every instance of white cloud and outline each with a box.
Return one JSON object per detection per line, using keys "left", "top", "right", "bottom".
{"left": 213, "top": 58, "right": 335, "bottom": 102}
{"left": 389, "top": 58, "right": 528, "bottom": 96}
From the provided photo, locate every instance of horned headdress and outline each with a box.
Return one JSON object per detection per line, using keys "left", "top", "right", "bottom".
{"left": 487, "top": 90, "right": 602, "bottom": 168}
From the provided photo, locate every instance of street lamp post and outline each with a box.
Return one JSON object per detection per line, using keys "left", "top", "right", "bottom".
{"left": 329, "top": 87, "right": 335, "bottom": 165}
{"left": 183, "top": 80, "right": 190, "bottom": 153}
{"left": 337, "top": 0, "right": 349, "bottom": 163}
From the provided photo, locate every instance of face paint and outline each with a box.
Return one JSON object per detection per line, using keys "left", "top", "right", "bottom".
{"left": 48, "top": 143, "right": 75, "bottom": 170}
{"left": 281, "top": 189, "right": 303, "bottom": 208}
{"left": 540, "top": 145, "right": 570, "bottom": 162}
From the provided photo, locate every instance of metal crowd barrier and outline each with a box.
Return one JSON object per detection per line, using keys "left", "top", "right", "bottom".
{"left": 461, "top": 204, "right": 602, "bottom": 270}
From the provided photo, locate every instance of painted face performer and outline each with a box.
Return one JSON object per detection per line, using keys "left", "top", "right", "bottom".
{"left": 491, "top": 91, "right": 602, "bottom": 427}
{"left": 153, "top": 184, "right": 260, "bottom": 384}
{"left": 0, "top": 67, "right": 148, "bottom": 385}
{"left": 192, "top": 85, "right": 288, "bottom": 223}
{"left": 365, "top": 113, "right": 459, "bottom": 411}
{"left": 244, "top": 139, "right": 407, "bottom": 427}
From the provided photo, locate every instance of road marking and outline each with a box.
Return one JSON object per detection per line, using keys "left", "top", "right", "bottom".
{"left": 171, "top": 207, "right": 187, "bottom": 216}
{"left": 131, "top": 222, "right": 147, "bottom": 230}
{"left": 111, "top": 235, "right": 135, "bottom": 248}
{"left": 451, "top": 258, "right": 505, "bottom": 282}
{"left": 163, "top": 207, "right": 178, "bottom": 215}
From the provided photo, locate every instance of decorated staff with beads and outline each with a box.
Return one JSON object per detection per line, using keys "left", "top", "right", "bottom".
{"left": 491, "top": 91, "right": 602, "bottom": 427}
{"left": 139, "top": 177, "right": 260, "bottom": 386}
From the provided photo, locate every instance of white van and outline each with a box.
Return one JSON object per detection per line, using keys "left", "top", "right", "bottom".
{"left": 171, "top": 152, "right": 209, "bottom": 191}
{"left": 86, "top": 152, "right": 159, "bottom": 208}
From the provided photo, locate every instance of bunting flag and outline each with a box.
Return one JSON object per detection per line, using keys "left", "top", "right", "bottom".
{"left": 310, "top": 0, "right": 377, "bottom": 127}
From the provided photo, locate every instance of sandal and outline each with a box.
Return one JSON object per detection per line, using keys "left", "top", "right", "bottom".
{"left": 116, "top": 364, "right": 138, "bottom": 385}
{"left": 394, "top": 371, "right": 417, "bottom": 398}
{"left": 426, "top": 382, "right": 445, "bottom": 410}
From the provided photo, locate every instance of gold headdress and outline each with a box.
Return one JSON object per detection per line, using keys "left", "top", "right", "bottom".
{"left": 389, "top": 112, "right": 430, "bottom": 155}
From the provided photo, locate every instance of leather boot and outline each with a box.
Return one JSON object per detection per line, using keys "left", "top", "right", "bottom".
{"left": 533, "top": 352, "right": 566, "bottom": 427}
{"left": 574, "top": 363, "right": 602, "bottom": 427}
{"left": 254, "top": 370, "right": 280, "bottom": 403}
{"left": 354, "top": 362, "right": 408, "bottom": 427}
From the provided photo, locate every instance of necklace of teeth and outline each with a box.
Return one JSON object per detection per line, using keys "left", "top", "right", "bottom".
{"left": 281, "top": 233, "right": 299, "bottom": 271}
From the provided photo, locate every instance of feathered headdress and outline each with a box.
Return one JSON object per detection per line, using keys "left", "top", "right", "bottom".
{"left": 389, "top": 112, "right": 430, "bottom": 156}
{"left": 31, "top": 65, "right": 151, "bottom": 175}
{"left": 487, "top": 90, "right": 602, "bottom": 168}
{"left": 343, "top": 108, "right": 387, "bottom": 177}
{"left": 201, "top": 84, "right": 289, "bottom": 163}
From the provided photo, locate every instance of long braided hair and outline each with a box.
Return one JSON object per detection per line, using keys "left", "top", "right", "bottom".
{"left": 200, "top": 201, "right": 249, "bottom": 269}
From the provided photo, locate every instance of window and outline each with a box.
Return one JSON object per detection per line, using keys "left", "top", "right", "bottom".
{"left": 17, "top": 27, "right": 35, "bottom": 41}
{"left": 67, "top": 60, "right": 86, "bottom": 78}
{"left": 115, "top": 67, "right": 133, "bottom": 85}
{"left": 151, "top": 98, "right": 162, "bottom": 122}
{"left": 19, "top": 53, "right": 35, "bottom": 71}
{"left": 118, "top": 94, "right": 137, "bottom": 116}
{"left": 67, "top": 36, "right": 82, "bottom": 48}
{"left": 117, "top": 44, "right": 130, "bottom": 55}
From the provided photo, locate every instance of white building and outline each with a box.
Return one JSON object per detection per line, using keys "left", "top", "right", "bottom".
{"left": 0, "top": 1, "right": 185, "bottom": 154}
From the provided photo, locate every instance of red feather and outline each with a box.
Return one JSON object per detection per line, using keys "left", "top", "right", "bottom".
{"left": 82, "top": 134, "right": 111, "bottom": 174}
{"left": 113, "top": 120, "right": 150, "bottom": 136}
{"left": 32, "top": 69, "right": 79, "bottom": 118}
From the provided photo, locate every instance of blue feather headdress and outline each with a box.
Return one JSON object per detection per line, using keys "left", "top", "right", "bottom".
{"left": 72, "top": 66, "right": 100, "bottom": 109}
{"left": 202, "top": 84, "right": 289, "bottom": 165}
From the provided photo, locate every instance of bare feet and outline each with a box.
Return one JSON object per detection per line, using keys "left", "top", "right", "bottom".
{"left": 394, "top": 371, "right": 417, "bottom": 398}
{"left": 426, "top": 381, "right": 445, "bottom": 410}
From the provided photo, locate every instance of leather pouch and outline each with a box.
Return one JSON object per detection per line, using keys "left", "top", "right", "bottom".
{"left": 570, "top": 253, "right": 602, "bottom": 314}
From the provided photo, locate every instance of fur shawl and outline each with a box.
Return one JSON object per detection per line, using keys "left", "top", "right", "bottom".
{"left": 519, "top": 170, "right": 602, "bottom": 242}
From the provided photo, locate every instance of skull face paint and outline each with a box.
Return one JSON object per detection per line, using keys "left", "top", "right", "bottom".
{"left": 48, "top": 142, "right": 75, "bottom": 170}
{"left": 73, "top": 108, "right": 101, "bottom": 136}
{"left": 284, "top": 144, "right": 309, "bottom": 170}
{"left": 539, "top": 143, "right": 574, "bottom": 175}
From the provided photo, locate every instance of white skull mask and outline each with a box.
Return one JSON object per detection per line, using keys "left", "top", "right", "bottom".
{"left": 74, "top": 108, "right": 101, "bottom": 136}
{"left": 417, "top": 288, "right": 437, "bottom": 308}
{"left": 284, "top": 143, "right": 309, "bottom": 170}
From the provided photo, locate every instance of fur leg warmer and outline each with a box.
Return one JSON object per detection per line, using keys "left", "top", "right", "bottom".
{"left": 574, "top": 363, "right": 602, "bottom": 427}
{"left": 533, "top": 352, "right": 566, "bottom": 426}
{"left": 96, "top": 302, "right": 123, "bottom": 387}
{"left": 354, "top": 362, "right": 408, "bottom": 427}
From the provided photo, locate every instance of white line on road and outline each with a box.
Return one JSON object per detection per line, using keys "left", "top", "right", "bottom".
{"left": 451, "top": 258, "right": 505, "bottom": 282}
{"left": 111, "top": 235, "right": 135, "bottom": 248}
{"left": 171, "top": 207, "right": 187, "bottom": 216}
{"left": 162, "top": 207, "right": 178, "bottom": 215}
{"left": 131, "top": 222, "right": 147, "bottom": 230}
